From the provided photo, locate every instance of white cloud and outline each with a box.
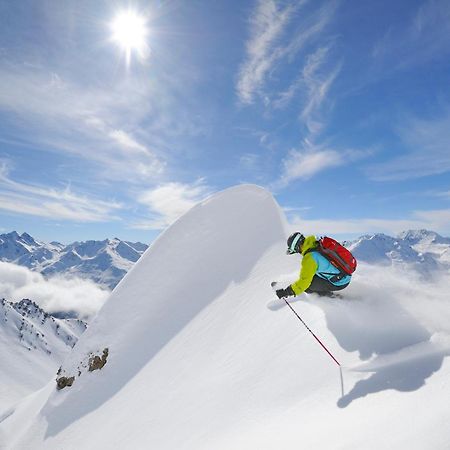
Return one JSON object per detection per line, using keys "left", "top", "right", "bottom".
{"left": 272, "top": 74, "right": 304, "bottom": 109}
{"left": 413, "top": 209, "right": 450, "bottom": 230}
{"left": 237, "top": 0, "right": 318, "bottom": 104}
{"left": 239, "top": 153, "right": 261, "bottom": 171}
{"left": 369, "top": 110, "right": 450, "bottom": 181}
{"left": 0, "top": 164, "right": 122, "bottom": 222}
{"left": 133, "top": 181, "right": 212, "bottom": 230}
{"left": 0, "top": 64, "right": 165, "bottom": 181}
{"left": 281, "top": 147, "right": 343, "bottom": 182}
{"left": 274, "top": 44, "right": 342, "bottom": 136}
{"left": 252, "top": 10, "right": 345, "bottom": 191}
{"left": 300, "top": 47, "right": 342, "bottom": 134}
{"left": 237, "top": 0, "right": 338, "bottom": 106}
{"left": 0, "top": 261, "right": 108, "bottom": 319}
{"left": 435, "top": 191, "right": 450, "bottom": 199}
{"left": 237, "top": 0, "right": 299, "bottom": 104}
{"left": 282, "top": 1, "right": 338, "bottom": 62}
{"left": 108, "top": 129, "right": 151, "bottom": 155}
{"left": 276, "top": 140, "right": 368, "bottom": 187}
{"left": 287, "top": 208, "right": 450, "bottom": 237}
{"left": 273, "top": 45, "right": 333, "bottom": 110}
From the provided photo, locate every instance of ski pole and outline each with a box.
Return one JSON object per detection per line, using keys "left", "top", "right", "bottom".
{"left": 283, "top": 298, "right": 341, "bottom": 367}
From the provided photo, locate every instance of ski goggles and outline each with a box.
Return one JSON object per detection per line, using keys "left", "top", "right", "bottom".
{"left": 286, "top": 233, "right": 304, "bottom": 255}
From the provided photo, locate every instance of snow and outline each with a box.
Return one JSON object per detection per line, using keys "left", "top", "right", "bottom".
{"left": 0, "top": 299, "right": 86, "bottom": 411}
{"left": 1, "top": 184, "right": 449, "bottom": 449}
{"left": 0, "top": 232, "right": 148, "bottom": 290}
{"left": 348, "top": 232, "right": 448, "bottom": 274}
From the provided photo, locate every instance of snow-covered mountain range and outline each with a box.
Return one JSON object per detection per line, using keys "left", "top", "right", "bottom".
{"left": 348, "top": 229, "right": 450, "bottom": 274}
{"left": 0, "top": 298, "right": 86, "bottom": 410}
{"left": 0, "top": 232, "right": 148, "bottom": 289}
{"left": 0, "top": 229, "right": 448, "bottom": 299}
{"left": 1, "top": 185, "right": 449, "bottom": 450}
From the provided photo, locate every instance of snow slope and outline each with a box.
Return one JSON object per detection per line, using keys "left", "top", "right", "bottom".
{"left": 1, "top": 185, "right": 449, "bottom": 449}
{"left": 0, "top": 299, "right": 86, "bottom": 411}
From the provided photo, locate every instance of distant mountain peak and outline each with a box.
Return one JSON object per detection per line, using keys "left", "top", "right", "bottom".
{"left": 20, "top": 232, "right": 37, "bottom": 243}
{"left": 398, "top": 229, "right": 437, "bottom": 239}
{"left": 0, "top": 231, "right": 149, "bottom": 289}
{"left": 349, "top": 229, "right": 450, "bottom": 272}
{"left": 3, "top": 230, "right": 20, "bottom": 239}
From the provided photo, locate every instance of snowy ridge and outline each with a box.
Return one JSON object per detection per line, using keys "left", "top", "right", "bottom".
{"left": 348, "top": 229, "right": 450, "bottom": 274}
{"left": 57, "top": 185, "right": 286, "bottom": 382}
{"left": 0, "top": 232, "right": 148, "bottom": 289}
{"left": 0, "top": 298, "right": 86, "bottom": 410}
{"left": 1, "top": 185, "right": 449, "bottom": 450}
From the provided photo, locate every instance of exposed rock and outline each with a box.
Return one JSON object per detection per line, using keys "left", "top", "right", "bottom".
{"left": 56, "top": 376, "right": 75, "bottom": 390}
{"left": 55, "top": 348, "right": 109, "bottom": 390}
{"left": 89, "top": 348, "right": 109, "bottom": 372}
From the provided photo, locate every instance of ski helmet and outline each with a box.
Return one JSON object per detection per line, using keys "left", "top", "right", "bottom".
{"left": 286, "top": 232, "right": 305, "bottom": 254}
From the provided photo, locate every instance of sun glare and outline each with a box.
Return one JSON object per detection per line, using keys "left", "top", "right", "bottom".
{"left": 111, "top": 10, "right": 149, "bottom": 65}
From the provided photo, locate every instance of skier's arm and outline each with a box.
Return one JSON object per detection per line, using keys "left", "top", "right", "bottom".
{"left": 290, "top": 254, "right": 318, "bottom": 295}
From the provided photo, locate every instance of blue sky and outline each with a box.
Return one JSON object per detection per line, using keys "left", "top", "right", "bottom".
{"left": 0, "top": 0, "right": 449, "bottom": 244}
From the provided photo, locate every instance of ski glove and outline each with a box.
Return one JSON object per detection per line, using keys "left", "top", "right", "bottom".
{"left": 276, "top": 285, "right": 295, "bottom": 299}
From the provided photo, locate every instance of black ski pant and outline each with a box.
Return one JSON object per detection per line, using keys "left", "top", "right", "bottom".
{"left": 305, "top": 275, "right": 349, "bottom": 296}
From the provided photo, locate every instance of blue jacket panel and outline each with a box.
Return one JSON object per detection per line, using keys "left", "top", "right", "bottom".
{"left": 310, "top": 251, "right": 352, "bottom": 286}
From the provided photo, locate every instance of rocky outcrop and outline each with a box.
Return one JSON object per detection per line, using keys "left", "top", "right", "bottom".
{"left": 56, "top": 376, "right": 75, "bottom": 390}
{"left": 56, "top": 347, "right": 109, "bottom": 390}
{"left": 89, "top": 348, "right": 109, "bottom": 372}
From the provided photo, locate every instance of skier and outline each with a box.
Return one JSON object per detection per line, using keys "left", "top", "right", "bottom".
{"left": 275, "top": 232, "right": 352, "bottom": 299}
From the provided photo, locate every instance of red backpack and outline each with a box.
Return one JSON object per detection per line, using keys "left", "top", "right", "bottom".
{"left": 316, "top": 236, "right": 357, "bottom": 275}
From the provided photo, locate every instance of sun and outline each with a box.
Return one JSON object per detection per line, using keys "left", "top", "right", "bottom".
{"left": 110, "top": 9, "right": 149, "bottom": 65}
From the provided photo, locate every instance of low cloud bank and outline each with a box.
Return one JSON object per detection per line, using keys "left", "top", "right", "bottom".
{"left": 0, "top": 261, "right": 109, "bottom": 320}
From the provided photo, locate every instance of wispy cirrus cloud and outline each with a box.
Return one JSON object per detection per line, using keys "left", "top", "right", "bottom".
{"left": 108, "top": 130, "right": 151, "bottom": 155}
{"left": 372, "top": 0, "right": 450, "bottom": 71}
{"left": 274, "top": 140, "right": 369, "bottom": 188}
{"left": 236, "top": 0, "right": 302, "bottom": 105}
{"left": 413, "top": 208, "right": 450, "bottom": 229}
{"left": 237, "top": 0, "right": 339, "bottom": 106}
{"left": 273, "top": 45, "right": 333, "bottom": 110}
{"left": 281, "top": 146, "right": 344, "bottom": 183}
{"left": 368, "top": 109, "right": 450, "bottom": 181}
{"left": 288, "top": 208, "right": 450, "bottom": 237}
{"left": 0, "top": 63, "right": 165, "bottom": 181}
{"left": 273, "top": 44, "right": 342, "bottom": 144}
{"left": 239, "top": 2, "right": 345, "bottom": 190}
{"left": 132, "top": 181, "right": 212, "bottom": 230}
{"left": 0, "top": 163, "right": 122, "bottom": 222}
{"left": 435, "top": 191, "right": 450, "bottom": 199}
{"left": 299, "top": 46, "right": 342, "bottom": 134}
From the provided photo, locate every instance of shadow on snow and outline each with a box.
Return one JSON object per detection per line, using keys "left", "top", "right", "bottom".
{"left": 269, "top": 282, "right": 449, "bottom": 408}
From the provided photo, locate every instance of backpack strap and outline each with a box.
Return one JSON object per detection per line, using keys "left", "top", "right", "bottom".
{"left": 304, "top": 248, "right": 348, "bottom": 283}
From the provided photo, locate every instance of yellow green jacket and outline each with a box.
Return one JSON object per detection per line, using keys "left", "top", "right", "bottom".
{"left": 290, "top": 235, "right": 319, "bottom": 295}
